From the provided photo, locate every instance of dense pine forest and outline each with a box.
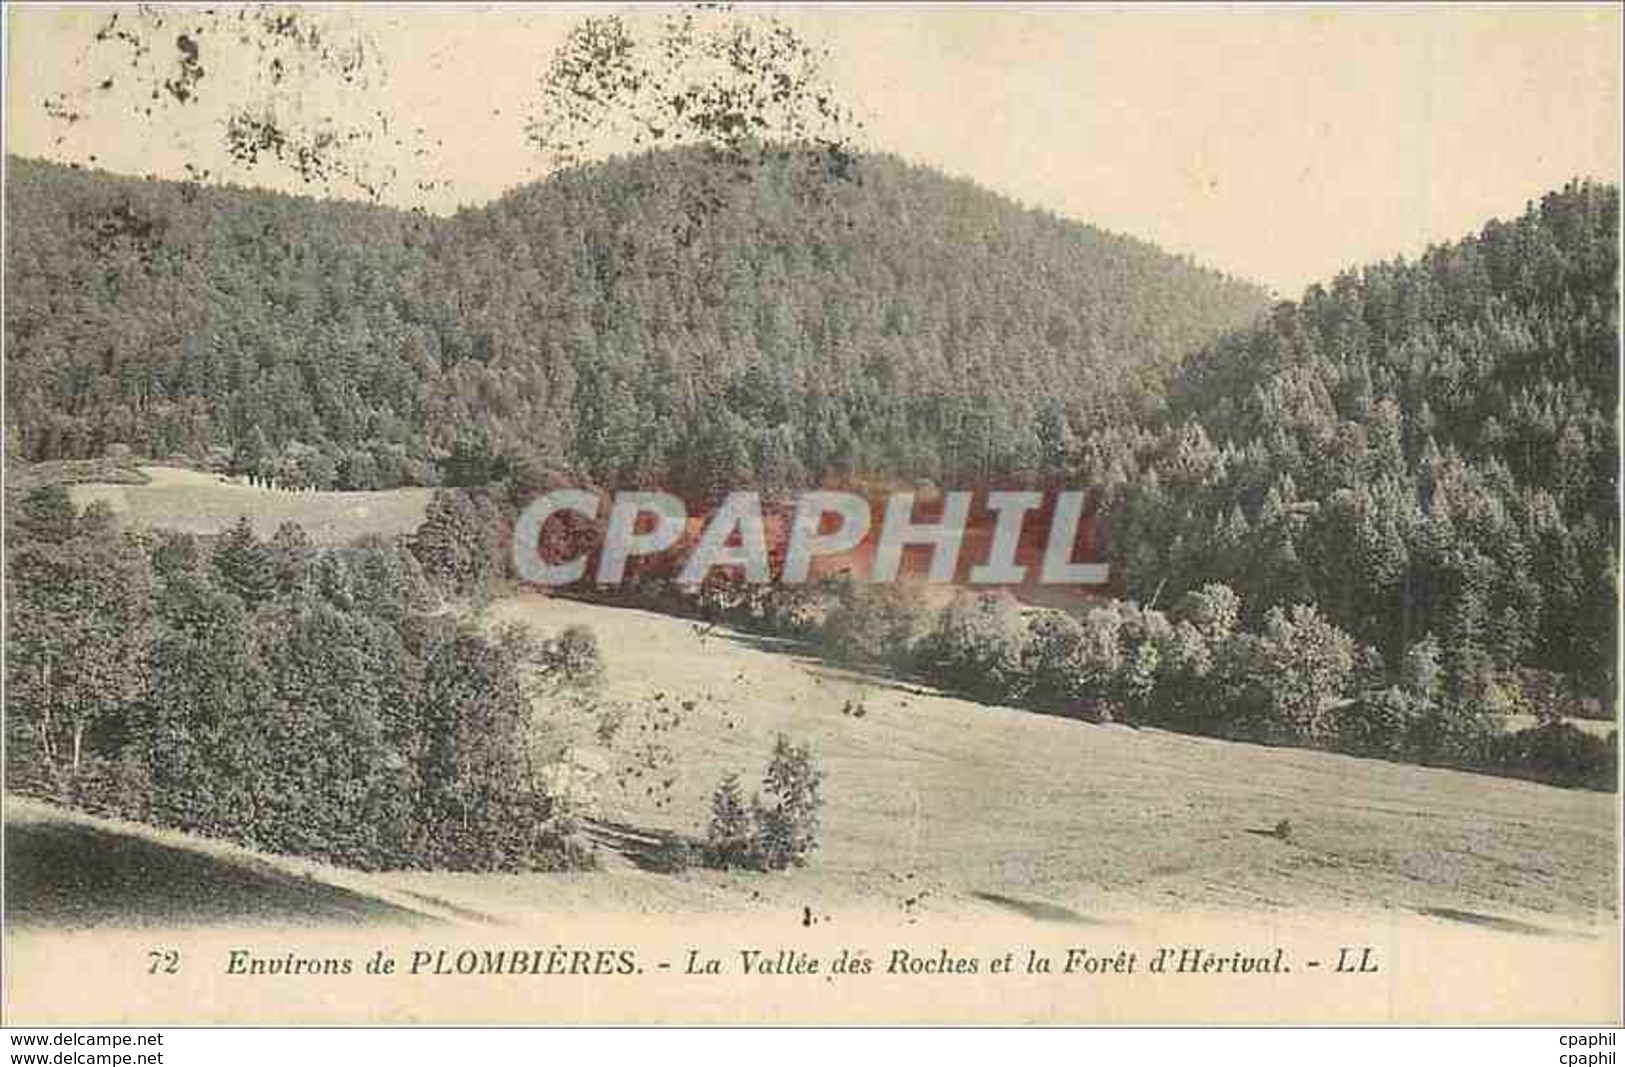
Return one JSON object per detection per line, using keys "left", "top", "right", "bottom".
{"left": 3, "top": 151, "right": 1267, "bottom": 491}
{"left": 1090, "top": 181, "right": 1618, "bottom": 708}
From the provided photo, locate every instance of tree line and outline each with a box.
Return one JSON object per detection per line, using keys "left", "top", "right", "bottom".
{"left": 638, "top": 572, "right": 1617, "bottom": 793}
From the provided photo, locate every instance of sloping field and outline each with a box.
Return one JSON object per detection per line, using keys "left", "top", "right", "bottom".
{"left": 67, "top": 466, "right": 433, "bottom": 543}
{"left": 373, "top": 594, "right": 1619, "bottom": 933}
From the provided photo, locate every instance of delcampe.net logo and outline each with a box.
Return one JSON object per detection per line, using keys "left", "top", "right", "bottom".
{"left": 510, "top": 487, "right": 1111, "bottom": 591}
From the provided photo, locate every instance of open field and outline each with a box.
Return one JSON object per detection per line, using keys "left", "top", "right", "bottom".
{"left": 374, "top": 594, "right": 1617, "bottom": 932}
{"left": 8, "top": 789, "right": 1618, "bottom": 1025}
{"left": 66, "top": 466, "right": 433, "bottom": 543}
{"left": 1501, "top": 713, "right": 1617, "bottom": 739}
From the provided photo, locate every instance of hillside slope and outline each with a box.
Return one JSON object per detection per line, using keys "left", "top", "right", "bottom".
{"left": 1080, "top": 181, "right": 1619, "bottom": 704}
{"left": 465, "top": 594, "right": 1617, "bottom": 926}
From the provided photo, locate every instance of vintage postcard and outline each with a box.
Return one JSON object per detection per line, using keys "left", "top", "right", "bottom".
{"left": 2, "top": 3, "right": 1620, "bottom": 1026}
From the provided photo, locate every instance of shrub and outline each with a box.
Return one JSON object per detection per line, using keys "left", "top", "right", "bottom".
{"left": 1486, "top": 722, "right": 1617, "bottom": 791}
{"left": 645, "top": 831, "right": 696, "bottom": 874}
{"left": 1147, "top": 620, "right": 1217, "bottom": 730}
{"left": 538, "top": 624, "right": 607, "bottom": 696}
{"left": 923, "top": 592, "right": 1029, "bottom": 703}
{"left": 754, "top": 734, "right": 824, "bottom": 870}
{"left": 1022, "top": 606, "right": 1122, "bottom": 721}
{"left": 820, "top": 582, "right": 923, "bottom": 668}
{"left": 704, "top": 771, "right": 757, "bottom": 869}
{"left": 702, "top": 735, "right": 824, "bottom": 871}
{"left": 1332, "top": 687, "right": 1426, "bottom": 758}
{"left": 1405, "top": 700, "right": 1496, "bottom": 767}
{"left": 759, "top": 581, "right": 827, "bottom": 638}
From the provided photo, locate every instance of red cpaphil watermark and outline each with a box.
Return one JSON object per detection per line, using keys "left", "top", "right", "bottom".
{"left": 512, "top": 486, "right": 1110, "bottom": 591}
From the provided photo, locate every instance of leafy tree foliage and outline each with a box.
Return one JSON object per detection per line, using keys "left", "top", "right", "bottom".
{"left": 1232, "top": 605, "right": 1357, "bottom": 743}
{"left": 628, "top": 565, "right": 1613, "bottom": 791}
{"left": 4, "top": 487, "right": 589, "bottom": 871}
{"left": 5, "top": 491, "right": 152, "bottom": 783}
{"left": 213, "top": 516, "right": 278, "bottom": 606}
{"left": 5, "top": 141, "right": 1615, "bottom": 803}
{"left": 924, "top": 592, "right": 1031, "bottom": 703}
{"left": 410, "top": 489, "right": 505, "bottom": 598}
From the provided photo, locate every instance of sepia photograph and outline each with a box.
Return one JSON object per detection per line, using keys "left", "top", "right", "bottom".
{"left": 1, "top": 2, "right": 1620, "bottom": 1030}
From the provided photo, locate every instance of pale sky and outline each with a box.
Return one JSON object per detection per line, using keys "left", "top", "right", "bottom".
{"left": 7, "top": 4, "right": 1622, "bottom": 295}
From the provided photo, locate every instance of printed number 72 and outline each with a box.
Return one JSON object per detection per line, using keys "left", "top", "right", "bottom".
{"left": 146, "top": 949, "right": 180, "bottom": 975}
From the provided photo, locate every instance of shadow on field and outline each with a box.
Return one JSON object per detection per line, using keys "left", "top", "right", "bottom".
{"left": 580, "top": 817, "right": 694, "bottom": 874}
{"left": 704, "top": 628, "right": 809, "bottom": 658}
{"left": 706, "top": 627, "right": 946, "bottom": 700}
{"left": 1416, "top": 906, "right": 1564, "bottom": 938}
{"left": 970, "top": 890, "right": 1100, "bottom": 925}
{"left": 4, "top": 816, "right": 433, "bottom": 930}
{"left": 710, "top": 626, "right": 1116, "bottom": 721}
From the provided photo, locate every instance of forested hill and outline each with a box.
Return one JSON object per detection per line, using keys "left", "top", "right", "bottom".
{"left": 1080, "top": 180, "right": 1619, "bottom": 703}
{"left": 3, "top": 152, "right": 1268, "bottom": 491}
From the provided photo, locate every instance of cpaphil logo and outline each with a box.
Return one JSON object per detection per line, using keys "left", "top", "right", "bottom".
{"left": 512, "top": 487, "right": 1110, "bottom": 590}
